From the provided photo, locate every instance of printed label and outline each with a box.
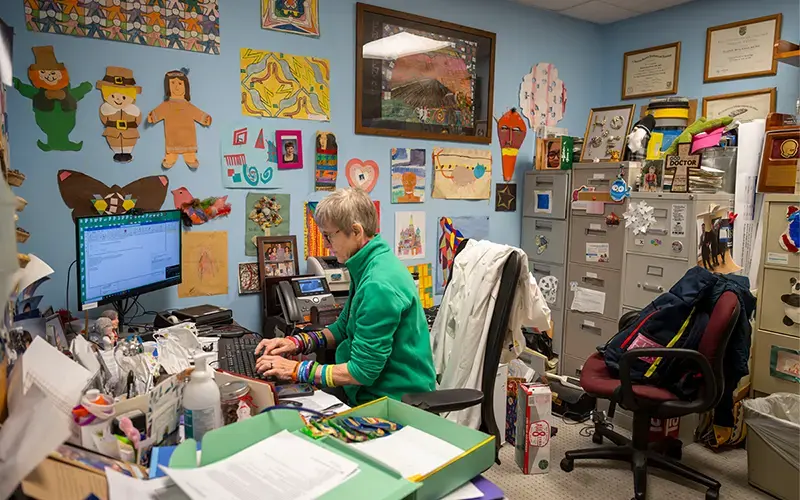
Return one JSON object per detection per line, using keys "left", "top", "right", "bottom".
{"left": 583, "top": 320, "right": 595, "bottom": 327}
{"left": 670, "top": 204, "right": 687, "bottom": 237}
{"left": 586, "top": 272, "right": 598, "bottom": 279}
{"left": 766, "top": 252, "right": 790, "bottom": 265}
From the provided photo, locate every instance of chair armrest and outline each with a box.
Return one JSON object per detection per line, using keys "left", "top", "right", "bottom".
{"left": 401, "top": 389, "right": 483, "bottom": 414}
{"left": 618, "top": 348, "right": 716, "bottom": 413}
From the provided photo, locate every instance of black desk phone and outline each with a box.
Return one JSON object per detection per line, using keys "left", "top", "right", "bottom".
{"left": 276, "top": 276, "right": 337, "bottom": 323}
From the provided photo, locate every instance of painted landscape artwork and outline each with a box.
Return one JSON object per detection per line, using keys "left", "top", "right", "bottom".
{"left": 240, "top": 48, "right": 330, "bottom": 121}
{"left": 431, "top": 148, "right": 492, "bottom": 199}
{"left": 390, "top": 148, "right": 426, "bottom": 203}
{"left": 381, "top": 26, "right": 477, "bottom": 132}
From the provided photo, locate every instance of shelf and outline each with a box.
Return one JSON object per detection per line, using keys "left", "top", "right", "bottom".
{"left": 774, "top": 40, "right": 800, "bottom": 67}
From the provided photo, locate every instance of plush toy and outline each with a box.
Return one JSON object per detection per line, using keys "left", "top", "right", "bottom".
{"left": 626, "top": 115, "right": 655, "bottom": 156}
{"left": 662, "top": 116, "right": 733, "bottom": 156}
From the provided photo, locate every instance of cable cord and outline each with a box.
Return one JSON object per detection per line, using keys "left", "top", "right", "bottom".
{"left": 64, "top": 259, "right": 77, "bottom": 314}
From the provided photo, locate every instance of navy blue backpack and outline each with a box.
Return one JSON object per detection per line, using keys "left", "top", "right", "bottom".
{"left": 600, "top": 267, "right": 718, "bottom": 388}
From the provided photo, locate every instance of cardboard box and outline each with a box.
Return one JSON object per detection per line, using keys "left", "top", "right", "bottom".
{"left": 515, "top": 383, "right": 552, "bottom": 474}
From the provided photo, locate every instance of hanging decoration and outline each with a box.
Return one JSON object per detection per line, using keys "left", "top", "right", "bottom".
{"left": 221, "top": 125, "right": 278, "bottom": 189}
{"left": 609, "top": 177, "right": 631, "bottom": 202}
{"left": 246, "top": 193, "right": 290, "bottom": 256}
{"left": 315, "top": 132, "right": 338, "bottom": 191}
{"left": 431, "top": 148, "right": 492, "bottom": 200}
{"left": 519, "top": 62, "right": 567, "bottom": 129}
{"left": 304, "top": 201, "right": 331, "bottom": 260}
{"left": 276, "top": 130, "right": 303, "bottom": 170}
{"left": 261, "top": 0, "right": 320, "bottom": 38}
{"left": 495, "top": 183, "right": 517, "bottom": 212}
{"left": 13, "top": 46, "right": 91, "bottom": 151}
{"left": 496, "top": 108, "right": 527, "bottom": 181}
{"left": 96, "top": 66, "right": 142, "bottom": 163}
{"left": 345, "top": 158, "right": 379, "bottom": 193}
{"left": 779, "top": 206, "right": 799, "bottom": 253}
{"left": 623, "top": 201, "right": 657, "bottom": 235}
{"left": 171, "top": 187, "right": 231, "bottom": 228}
{"left": 57, "top": 170, "right": 169, "bottom": 221}
{"left": 391, "top": 148, "right": 426, "bottom": 203}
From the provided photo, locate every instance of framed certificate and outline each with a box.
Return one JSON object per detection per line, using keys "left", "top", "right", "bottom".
{"left": 702, "top": 88, "right": 776, "bottom": 122}
{"left": 704, "top": 14, "right": 782, "bottom": 83}
{"left": 622, "top": 42, "right": 681, "bottom": 100}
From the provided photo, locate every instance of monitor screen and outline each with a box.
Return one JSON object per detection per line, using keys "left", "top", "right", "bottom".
{"left": 296, "top": 277, "right": 326, "bottom": 295}
{"left": 76, "top": 210, "right": 182, "bottom": 310}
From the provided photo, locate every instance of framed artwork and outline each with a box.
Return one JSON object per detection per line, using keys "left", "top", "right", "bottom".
{"left": 704, "top": 14, "right": 782, "bottom": 83}
{"left": 580, "top": 105, "right": 636, "bottom": 162}
{"left": 622, "top": 42, "right": 681, "bottom": 100}
{"left": 702, "top": 88, "right": 776, "bottom": 122}
{"left": 238, "top": 263, "right": 262, "bottom": 294}
{"left": 261, "top": 0, "right": 320, "bottom": 38}
{"left": 391, "top": 148, "right": 426, "bottom": 203}
{"left": 355, "top": 3, "right": 496, "bottom": 144}
{"left": 276, "top": 130, "right": 303, "bottom": 169}
{"left": 256, "top": 236, "right": 299, "bottom": 280}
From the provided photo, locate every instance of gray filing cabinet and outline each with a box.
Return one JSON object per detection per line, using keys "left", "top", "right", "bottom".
{"left": 620, "top": 192, "right": 734, "bottom": 313}
{"left": 562, "top": 163, "right": 631, "bottom": 377}
{"left": 522, "top": 170, "right": 571, "bottom": 357}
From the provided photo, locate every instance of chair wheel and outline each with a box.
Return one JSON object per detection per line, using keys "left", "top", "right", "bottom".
{"left": 705, "top": 488, "right": 719, "bottom": 500}
{"left": 592, "top": 432, "right": 604, "bottom": 444}
{"left": 560, "top": 458, "right": 574, "bottom": 472}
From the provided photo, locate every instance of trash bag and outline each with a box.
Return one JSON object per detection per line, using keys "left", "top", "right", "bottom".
{"left": 743, "top": 393, "right": 800, "bottom": 467}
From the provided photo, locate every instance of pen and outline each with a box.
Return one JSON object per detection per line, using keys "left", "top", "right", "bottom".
{"left": 320, "top": 403, "right": 343, "bottom": 412}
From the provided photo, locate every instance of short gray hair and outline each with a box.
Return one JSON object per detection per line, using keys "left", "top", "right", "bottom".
{"left": 314, "top": 188, "right": 378, "bottom": 236}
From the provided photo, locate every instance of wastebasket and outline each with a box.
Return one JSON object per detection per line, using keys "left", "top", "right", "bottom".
{"left": 743, "top": 393, "right": 800, "bottom": 500}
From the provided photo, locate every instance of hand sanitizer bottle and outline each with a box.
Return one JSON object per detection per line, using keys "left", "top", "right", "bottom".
{"left": 183, "top": 352, "right": 222, "bottom": 441}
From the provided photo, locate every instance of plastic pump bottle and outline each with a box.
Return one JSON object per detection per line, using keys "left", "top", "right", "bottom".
{"left": 183, "top": 352, "right": 222, "bottom": 441}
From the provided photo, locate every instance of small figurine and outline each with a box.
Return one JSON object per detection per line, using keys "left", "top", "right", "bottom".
{"left": 609, "top": 150, "right": 621, "bottom": 161}
{"left": 101, "top": 309, "right": 119, "bottom": 340}
{"left": 609, "top": 177, "right": 631, "bottom": 202}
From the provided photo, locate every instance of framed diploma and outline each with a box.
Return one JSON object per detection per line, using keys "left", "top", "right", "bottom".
{"left": 704, "top": 14, "right": 782, "bottom": 83}
{"left": 622, "top": 42, "right": 681, "bottom": 100}
{"left": 702, "top": 88, "right": 776, "bottom": 122}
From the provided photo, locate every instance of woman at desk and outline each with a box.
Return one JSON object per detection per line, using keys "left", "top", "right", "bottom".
{"left": 254, "top": 188, "right": 436, "bottom": 405}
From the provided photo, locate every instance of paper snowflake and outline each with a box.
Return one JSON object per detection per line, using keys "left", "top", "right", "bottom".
{"left": 623, "top": 201, "right": 657, "bottom": 235}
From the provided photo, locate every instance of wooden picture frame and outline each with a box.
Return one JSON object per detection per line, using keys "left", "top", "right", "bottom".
{"left": 256, "top": 235, "right": 299, "bottom": 282}
{"left": 580, "top": 104, "right": 636, "bottom": 163}
{"left": 704, "top": 14, "right": 782, "bottom": 83}
{"left": 702, "top": 88, "right": 776, "bottom": 122}
{"left": 622, "top": 42, "right": 681, "bottom": 100}
{"left": 355, "top": 3, "right": 496, "bottom": 144}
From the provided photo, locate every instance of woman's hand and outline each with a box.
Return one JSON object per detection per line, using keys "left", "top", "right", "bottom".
{"left": 254, "top": 337, "right": 297, "bottom": 357}
{"left": 256, "top": 355, "right": 298, "bottom": 381}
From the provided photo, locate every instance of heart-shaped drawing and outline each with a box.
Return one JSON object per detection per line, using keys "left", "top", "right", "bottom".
{"left": 345, "top": 158, "right": 379, "bottom": 193}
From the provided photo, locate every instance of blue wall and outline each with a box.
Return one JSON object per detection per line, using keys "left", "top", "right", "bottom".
{"left": 1, "top": 0, "right": 602, "bottom": 330}
{"left": 599, "top": 0, "right": 800, "bottom": 113}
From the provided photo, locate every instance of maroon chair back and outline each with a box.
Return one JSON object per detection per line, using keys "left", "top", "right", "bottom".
{"left": 695, "top": 290, "right": 740, "bottom": 405}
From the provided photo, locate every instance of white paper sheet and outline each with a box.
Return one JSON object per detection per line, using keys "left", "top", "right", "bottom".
{"left": 349, "top": 426, "right": 464, "bottom": 479}
{"left": 106, "top": 469, "right": 188, "bottom": 500}
{"left": 162, "top": 430, "right": 359, "bottom": 500}
{"left": 570, "top": 287, "right": 606, "bottom": 315}
{"left": 441, "top": 480, "right": 483, "bottom": 500}
{"left": 21, "top": 336, "right": 94, "bottom": 414}
{"left": 734, "top": 120, "right": 766, "bottom": 282}
{"left": 290, "top": 390, "right": 351, "bottom": 415}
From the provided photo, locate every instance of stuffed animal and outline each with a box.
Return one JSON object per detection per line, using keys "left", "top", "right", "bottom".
{"left": 781, "top": 277, "right": 800, "bottom": 327}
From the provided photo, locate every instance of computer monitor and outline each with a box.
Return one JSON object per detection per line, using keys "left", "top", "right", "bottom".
{"left": 76, "top": 210, "right": 182, "bottom": 311}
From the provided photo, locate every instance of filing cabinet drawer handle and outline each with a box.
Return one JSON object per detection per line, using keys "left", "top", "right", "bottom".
{"left": 580, "top": 324, "right": 603, "bottom": 334}
{"left": 532, "top": 265, "right": 551, "bottom": 275}
{"left": 534, "top": 177, "right": 554, "bottom": 185}
{"left": 647, "top": 228, "right": 668, "bottom": 235}
{"left": 585, "top": 228, "right": 607, "bottom": 235}
{"left": 581, "top": 276, "right": 605, "bottom": 287}
{"left": 535, "top": 221, "right": 553, "bottom": 231}
{"left": 638, "top": 283, "right": 664, "bottom": 293}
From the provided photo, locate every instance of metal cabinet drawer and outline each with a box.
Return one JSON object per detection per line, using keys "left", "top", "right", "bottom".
{"left": 764, "top": 202, "right": 800, "bottom": 270}
{"left": 564, "top": 311, "right": 619, "bottom": 361}
{"left": 523, "top": 172, "right": 569, "bottom": 220}
{"left": 522, "top": 218, "right": 568, "bottom": 265}
{"left": 625, "top": 199, "right": 688, "bottom": 259}
{"left": 569, "top": 216, "right": 625, "bottom": 270}
{"left": 759, "top": 268, "right": 800, "bottom": 338}
{"left": 529, "top": 261, "right": 566, "bottom": 311}
{"left": 562, "top": 354, "right": 586, "bottom": 378}
{"left": 752, "top": 329, "right": 800, "bottom": 395}
{"left": 622, "top": 254, "right": 687, "bottom": 310}
{"left": 550, "top": 308, "right": 565, "bottom": 357}
{"left": 566, "top": 264, "right": 621, "bottom": 319}
{"left": 571, "top": 166, "right": 622, "bottom": 191}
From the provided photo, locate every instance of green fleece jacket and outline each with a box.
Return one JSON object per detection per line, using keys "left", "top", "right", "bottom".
{"left": 328, "top": 235, "right": 436, "bottom": 405}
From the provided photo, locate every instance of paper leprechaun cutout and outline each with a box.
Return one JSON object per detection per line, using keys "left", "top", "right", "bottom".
{"left": 97, "top": 67, "right": 142, "bottom": 163}
{"left": 13, "top": 46, "right": 91, "bottom": 151}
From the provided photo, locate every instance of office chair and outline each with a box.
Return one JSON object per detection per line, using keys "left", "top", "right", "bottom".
{"left": 402, "top": 239, "right": 524, "bottom": 462}
{"left": 560, "top": 291, "right": 741, "bottom": 500}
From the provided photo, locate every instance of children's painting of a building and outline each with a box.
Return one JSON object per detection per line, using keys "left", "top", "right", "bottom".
{"left": 395, "top": 211, "right": 425, "bottom": 260}
{"left": 391, "top": 148, "right": 426, "bottom": 203}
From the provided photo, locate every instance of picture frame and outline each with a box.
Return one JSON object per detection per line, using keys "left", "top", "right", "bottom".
{"left": 622, "top": 42, "right": 681, "bottom": 100}
{"left": 535, "top": 137, "right": 573, "bottom": 170}
{"left": 355, "top": 3, "right": 496, "bottom": 144}
{"left": 704, "top": 14, "right": 782, "bottom": 83}
{"left": 276, "top": 130, "right": 303, "bottom": 170}
{"left": 256, "top": 235, "right": 299, "bottom": 281}
{"left": 702, "top": 88, "right": 776, "bottom": 122}
{"left": 237, "top": 262, "right": 262, "bottom": 295}
{"left": 580, "top": 105, "right": 636, "bottom": 163}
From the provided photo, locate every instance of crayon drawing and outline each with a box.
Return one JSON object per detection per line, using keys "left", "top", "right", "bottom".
{"left": 178, "top": 231, "right": 228, "bottom": 298}
{"left": 391, "top": 148, "right": 426, "bottom": 203}
{"left": 431, "top": 148, "right": 491, "bottom": 200}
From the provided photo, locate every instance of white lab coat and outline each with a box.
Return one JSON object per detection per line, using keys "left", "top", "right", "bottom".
{"left": 430, "top": 240, "right": 551, "bottom": 428}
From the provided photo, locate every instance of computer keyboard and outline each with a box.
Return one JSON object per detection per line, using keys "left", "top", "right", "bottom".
{"left": 218, "top": 334, "right": 261, "bottom": 378}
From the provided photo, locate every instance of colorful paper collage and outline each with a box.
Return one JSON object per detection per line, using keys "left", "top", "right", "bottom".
{"left": 24, "top": 0, "right": 221, "bottom": 55}
{"left": 240, "top": 48, "right": 330, "bottom": 121}
{"left": 380, "top": 25, "right": 477, "bottom": 131}
{"left": 390, "top": 148, "right": 426, "bottom": 204}
{"left": 431, "top": 148, "right": 492, "bottom": 200}
{"left": 496, "top": 108, "right": 527, "bottom": 181}
{"left": 261, "top": 0, "right": 319, "bottom": 37}
{"left": 57, "top": 170, "right": 169, "bottom": 221}
{"left": 304, "top": 201, "right": 331, "bottom": 260}
{"left": 220, "top": 125, "right": 278, "bottom": 189}
{"left": 238, "top": 262, "right": 262, "bottom": 295}
{"left": 395, "top": 211, "right": 425, "bottom": 261}
{"left": 407, "top": 264, "right": 434, "bottom": 309}
{"left": 519, "top": 62, "right": 567, "bottom": 129}
{"left": 315, "top": 131, "right": 338, "bottom": 191}
{"left": 171, "top": 187, "right": 231, "bottom": 226}
{"left": 178, "top": 231, "right": 228, "bottom": 298}
{"left": 345, "top": 158, "right": 378, "bottom": 193}
{"left": 245, "top": 193, "right": 290, "bottom": 257}
{"left": 436, "top": 216, "right": 489, "bottom": 293}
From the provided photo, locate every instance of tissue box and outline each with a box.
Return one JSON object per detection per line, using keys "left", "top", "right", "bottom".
{"left": 515, "top": 383, "right": 552, "bottom": 474}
